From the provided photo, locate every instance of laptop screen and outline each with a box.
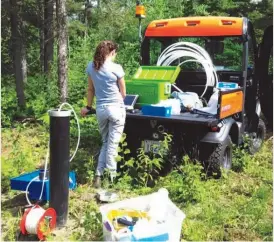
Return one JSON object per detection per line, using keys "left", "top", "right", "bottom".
{"left": 124, "top": 95, "right": 138, "bottom": 106}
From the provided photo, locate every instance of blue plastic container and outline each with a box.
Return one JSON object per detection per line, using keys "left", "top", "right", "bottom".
{"left": 142, "top": 105, "right": 172, "bottom": 117}
{"left": 116, "top": 232, "right": 169, "bottom": 241}
{"left": 10, "top": 170, "right": 76, "bottom": 201}
{"left": 132, "top": 233, "right": 169, "bottom": 241}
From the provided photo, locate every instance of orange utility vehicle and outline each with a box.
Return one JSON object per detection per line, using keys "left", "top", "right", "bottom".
{"left": 124, "top": 16, "right": 266, "bottom": 175}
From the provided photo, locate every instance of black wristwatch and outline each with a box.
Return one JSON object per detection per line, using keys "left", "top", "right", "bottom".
{"left": 86, "top": 106, "right": 92, "bottom": 111}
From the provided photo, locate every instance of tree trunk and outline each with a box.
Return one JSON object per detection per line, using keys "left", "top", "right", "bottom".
{"left": 56, "top": 0, "right": 68, "bottom": 102}
{"left": 44, "top": 0, "right": 54, "bottom": 73}
{"left": 10, "top": 0, "right": 26, "bottom": 107}
{"left": 39, "top": 0, "right": 45, "bottom": 72}
{"left": 21, "top": 34, "right": 27, "bottom": 84}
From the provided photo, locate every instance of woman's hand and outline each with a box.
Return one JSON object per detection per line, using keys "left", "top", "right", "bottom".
{"left": 81, "top": 107, "right": 90, "bottom": 117}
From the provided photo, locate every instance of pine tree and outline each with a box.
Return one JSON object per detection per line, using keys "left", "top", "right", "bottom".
{"left": 10, "top": 0, "right": 26, "bottom": 107}
{"left": 56, "top": 0, "right": 68, "bottom": 102}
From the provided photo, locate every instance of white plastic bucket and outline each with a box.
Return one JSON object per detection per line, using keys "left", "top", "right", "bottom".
{"left": 99, "top": 191, "right": 186, "bottom": 242}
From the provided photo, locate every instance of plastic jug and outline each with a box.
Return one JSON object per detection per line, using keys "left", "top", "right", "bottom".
{"left": 158, "top": 99, "right": 181, "bottom": 115}
{"left": 147, "top": 188, "right": 169, "bottom": 223}
{"left": 207, "top": 89, "right": 219, "bottom": 109}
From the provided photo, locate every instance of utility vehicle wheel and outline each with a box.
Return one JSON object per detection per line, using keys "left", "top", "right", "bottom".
{"left": 203, "top": 136, "right": 233, "bottom": 177}
{"left": 248, "top": 118, "right": 266, "bottom": 155}
{"left": 259, "top": 26, "right": 273, "bottom": 128}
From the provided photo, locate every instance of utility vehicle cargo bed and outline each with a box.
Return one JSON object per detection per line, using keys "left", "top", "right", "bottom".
{"left": 126, "top": 88, "right": 244, "bottom": 126}
{"left": 126, "top": 111, "right": 219, "bottom": 126}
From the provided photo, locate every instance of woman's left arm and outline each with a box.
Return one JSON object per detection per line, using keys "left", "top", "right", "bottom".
{"left": 118, "top": 77, "right": 126, "bottom": 99}
{"left": 81, "top": 76, "right": 95, "bottom": 117}
{"left": 87, "top": 76, "right": 95, "bottom": 107}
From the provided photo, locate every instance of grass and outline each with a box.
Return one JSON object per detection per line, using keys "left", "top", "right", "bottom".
{"left": 1, "top": 122, "right": 273, "bottom": 241}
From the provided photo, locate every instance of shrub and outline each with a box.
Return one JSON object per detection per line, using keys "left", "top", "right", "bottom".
{"left": 118, "top": 133, "right": 172, "bottom": 187}
{"left": 1, "top": 126, "right": 47, "bottom": 192}
{"left": 1, "top": 85, "right": 18, "bottom": 127}
{"left": 157, "top": 156, "right": 206, "bottom": 204}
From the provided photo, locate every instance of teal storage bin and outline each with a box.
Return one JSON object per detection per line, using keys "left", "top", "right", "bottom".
{"left": 142, "top": 105, "right": 172, "bottom": 117}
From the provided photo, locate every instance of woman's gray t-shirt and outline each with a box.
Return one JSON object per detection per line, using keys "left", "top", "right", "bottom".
{"left": 86, "top": 60, "right": 125, "bottom": 106}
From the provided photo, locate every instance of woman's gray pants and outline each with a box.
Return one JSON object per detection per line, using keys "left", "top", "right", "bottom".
{"left": 95, "top": 104, "right": 126, "bottom": 178}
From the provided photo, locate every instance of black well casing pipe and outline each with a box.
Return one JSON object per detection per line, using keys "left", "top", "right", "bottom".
{"left": 48, "top": 109, "right": 71, "bottom": 227}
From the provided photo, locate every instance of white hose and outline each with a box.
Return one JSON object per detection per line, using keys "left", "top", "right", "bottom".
{"left": 25, "top": 102, "right": 80, "bottom": 206}
{"left": 157, "top": 42, "right": 218, "bottom": 97}
{"left": 58, "top": 102, "right": 81, "bottom": 162}
{"left": 25, "top": 176, "right": 40, "bottom": 206}
{"left": 25, "top": 206, "right": 46, "bottom": 234}
{"left": 25, "top": 143, "right": 49, "bottom": 206}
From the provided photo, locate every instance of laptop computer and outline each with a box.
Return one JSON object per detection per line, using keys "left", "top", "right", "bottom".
{"left": 124, "top": 94, "right": 139, "bottom": 110}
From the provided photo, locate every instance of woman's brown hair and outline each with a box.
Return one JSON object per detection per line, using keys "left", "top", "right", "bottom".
{"left": 93, "top": 40, "right": 119, "bottom": 71}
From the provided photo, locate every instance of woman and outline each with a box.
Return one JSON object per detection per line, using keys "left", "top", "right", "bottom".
{"left": 81, "top": 40, "right": 126, "bottom": 188}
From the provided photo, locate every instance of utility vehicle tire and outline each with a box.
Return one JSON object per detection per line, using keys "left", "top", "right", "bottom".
{"left": 259, "top": 26, "right": 273, "bottom": 128}
{"left": 203, "top": 136, "right": 233, "bottom": 178}
{"left": 248, "top": 118, "right": 266, "bottom": 155}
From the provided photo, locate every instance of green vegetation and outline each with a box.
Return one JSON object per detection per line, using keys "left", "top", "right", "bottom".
{"left": 1, "top": 0, "right": 273, "bottom": 127}
{"left": 1, "top": 0, "right": 273, "bottom": 241}
{"left": 1, "top": 122, "right": 273, "bottom": 241}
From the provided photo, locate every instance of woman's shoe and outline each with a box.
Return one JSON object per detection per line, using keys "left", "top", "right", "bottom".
{"left": 93, "top": 176, "right": 102, "bottom": 188}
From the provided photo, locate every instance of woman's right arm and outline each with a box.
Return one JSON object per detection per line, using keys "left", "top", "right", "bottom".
{"left": 118, "top": 77, "right": 126, "bottom": 99}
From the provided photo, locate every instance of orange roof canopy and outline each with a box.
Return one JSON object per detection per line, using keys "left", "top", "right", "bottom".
{"left": 145, "top": 16, "right": 244, "bottom": 37}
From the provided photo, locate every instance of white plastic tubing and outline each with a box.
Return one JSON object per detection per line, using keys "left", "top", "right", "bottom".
{"left": 157, "top": 42, "right": 219, "bottom": 97}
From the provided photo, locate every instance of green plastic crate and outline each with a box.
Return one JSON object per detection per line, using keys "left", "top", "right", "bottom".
{"left": 126, "top": 81, "right": 171, "bottom": 107}
{"left": 132, "top": 66, "right": 180, "bottom": 83}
